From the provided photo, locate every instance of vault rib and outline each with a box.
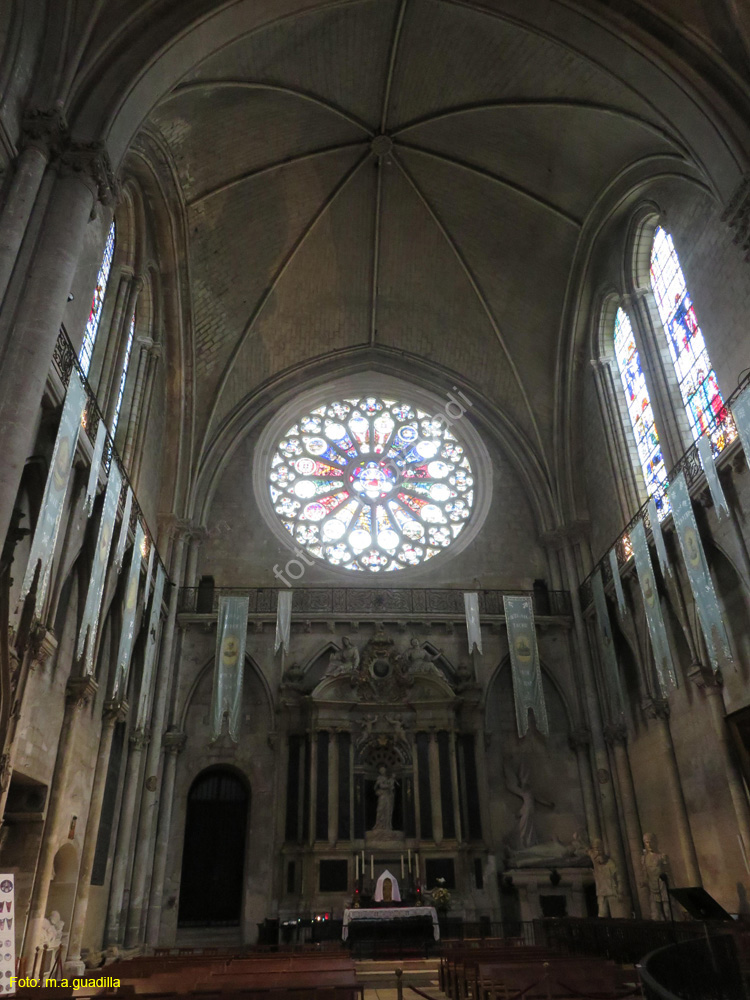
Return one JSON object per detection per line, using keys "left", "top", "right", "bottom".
{"left": 199, "top": 149, "right": 372, "bottom": 460}
{"left": 391, "top": 150, "right": 551, "bottom": 481}
{"left": 396, "top": 140, "right": 582, "bottom": 227}
{"left": 380, "top": 0, "right": 408, "bottom": 134}
{"left": 170, "top": 80, "right": 375, "bottom": 136}
{"left": 189, "top": 140, "right": 369, "bottom": 206}
{"left": 370, "top": 158, "right": 384, "bottom": 348}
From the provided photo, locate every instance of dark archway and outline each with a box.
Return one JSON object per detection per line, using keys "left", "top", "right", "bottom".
{"left": 178, "top": 767, "right": 249, "bottom": 927}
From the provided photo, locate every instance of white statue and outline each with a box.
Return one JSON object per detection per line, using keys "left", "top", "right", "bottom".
{"left": 641, "top": 832, "right": 671, "bottom": 920}
{"left": 327, "top": 636, "right": 360, "bottom": 676}
{"left": 402, "top": 638, "right": 443, "bottom": 676}
{"left": 504, "top": 760, "right": 554, "bottom": 848}
{"left": 385, "top": 714, "right": 407, "bottom": 743}
{"left": 508, "top": 831, "right": 591, "bottom": 869}
{"left": 39, "top": 911, "right": 65, "bottom": 949}
{"left": 371, "top": 766, "right": 396, "bottom": 832}
{"left": 589, "top": 839, "right": 621, "bottom": 917}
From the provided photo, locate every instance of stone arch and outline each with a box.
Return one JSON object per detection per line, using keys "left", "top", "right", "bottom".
{"left": 179, "top": 652, "right": 274, "bottom": 737}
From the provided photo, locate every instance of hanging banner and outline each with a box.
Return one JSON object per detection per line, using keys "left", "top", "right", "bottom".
{"left": 592, "top": 570, "right": 626, "bottom": 718}
{"left": 114, "top": 485, "right": 133, "bottom": 572}
{"left": 84, "top": 419, "right": 107, "bottom": 518}
{"left": 77, "top": 462, "right": 122, "bottom": 674}
{"left": 630, "top": 519, "right": 676, "bottom": 695}
{"left": 20, "top": 373, "right": 87, "bottom": 613}
{"left": 731, "top": 387, "right": 750, "bottom": 465}
{"left": 274, "top": 588, "right": 292, "bottom": 654}
{"left": 669, "top": 472, "right": 732, "bottom": 672}
{"left": 136, "top": 564, "right": 165, "bottom": 729}
{"left": 211, "top": 595, "right": 249, "bottom": 742}
{"left": 503, "top": 595, "right": 549, "bottom": 737}
{"left": 697, "top": 435, "right": 729, "bottom": 518}
{"left": 608, "top": 548, "right": 628, "bottom": 617}
{"left": 647, "top": 498, "right": 672, "bottom": 580}
{"left": 464, "top": 591, "right": 483, "bottom": 655}
{"left": 144, "top": 536, "right": 155, "bottom": 602}
{"left": 112, "top": 523, "right": 145, "bottom": 702}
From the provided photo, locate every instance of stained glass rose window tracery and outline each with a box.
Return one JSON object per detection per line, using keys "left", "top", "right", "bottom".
{"left": 268, "top": 396, "right": 475, "bottom": 572}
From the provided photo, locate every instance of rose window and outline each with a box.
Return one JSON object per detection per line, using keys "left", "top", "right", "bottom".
{"left": 268, "top": 396, "right": 475, "bottom": 572}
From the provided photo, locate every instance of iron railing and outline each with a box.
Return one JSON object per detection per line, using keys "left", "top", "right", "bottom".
{"left": 177, "top": 586, "right": 572, "bottom": 618}
{"left": 51, "top": 326, "right": 170, "bottom": 584}
{"left": 579, "top": 369, "right": 750, "bottom": 610}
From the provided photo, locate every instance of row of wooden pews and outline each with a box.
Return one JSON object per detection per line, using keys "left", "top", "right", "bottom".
{"left": 439, "top": 939, "right": 636, "bottom": 1000}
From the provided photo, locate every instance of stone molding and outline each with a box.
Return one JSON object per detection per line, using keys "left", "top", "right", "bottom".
{"left": 568, "top": 727, "right": 591, "bottom": 752}
{"left": 129, "top": 727, "right": 151, "bottom": 751}
{"left": 162, "top": 729, "right": 186, "bottom": 755}
{"left": 57, "top": 136, "right": 118, "bottom": 206}
{"left": 603, "top": 723, "right": 627, "bottom": 746}
{"left": 103, "top": 699, "right": 128, "bottom": 723}
{"left": 642, "top": 696, "right": 670, "bottom": 721}
{"left": 20, "top": 107, "right": 67, "bottom": 157}
{"left": 687, "top": 661, "right": 722, "bottom": 690}
{"left": 66, "top": 675, "right": 98, "bottom": 708}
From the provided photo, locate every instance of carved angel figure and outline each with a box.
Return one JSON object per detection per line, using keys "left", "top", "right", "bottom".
{"left": 385, "top": 714, "right": 407, "bottom": 743}
{"left": 357, "top": 713, "right": 379, "bottom": 745}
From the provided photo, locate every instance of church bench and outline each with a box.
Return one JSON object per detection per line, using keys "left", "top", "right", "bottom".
{"left": 441, "top": 947, "right": 555, "bottom": 997}
{"left": 475, "top": 959, "right": 618, "bottom": 1000}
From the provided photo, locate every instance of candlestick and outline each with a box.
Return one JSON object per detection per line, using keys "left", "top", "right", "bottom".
{"left": 362, "top": 849, "right": 365, "bottom": 869}
{"left": 416, "top": 853, "right": 420, "bottom": 880}
{"left": 371, "top": 854, "right": 374, "bottom": 879}
{"left": 401, "top": 854, "right": 405, "bottom": 879}
{"left": 408, "top": 848, "right": 412, "bottom": 872}
{"left": 356, "top": 854, "right": 359, "bottom": 879}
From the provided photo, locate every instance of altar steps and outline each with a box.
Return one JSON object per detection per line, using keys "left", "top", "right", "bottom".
{"left": 356, "top": 958, "right": 442, "bottom": 992}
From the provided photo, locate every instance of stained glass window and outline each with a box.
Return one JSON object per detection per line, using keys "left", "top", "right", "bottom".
{"left": 269, "top": 396, "right": 475, "bottom": 572}
{"left": 110, "top": 311, "right": 135, "bottom": 437}
{"left": 79, "top": 221, "right": 116, "bottom": 377}
{"left": 613, "top": 307, "right": 669, "bottom": 514}
{"left": 650, "top": 227, "right": 735, "bottom": 454}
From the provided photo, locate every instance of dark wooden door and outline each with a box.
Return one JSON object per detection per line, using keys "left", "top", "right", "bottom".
{"left": 178, "top": 769, "right": 248, "bottom": 926}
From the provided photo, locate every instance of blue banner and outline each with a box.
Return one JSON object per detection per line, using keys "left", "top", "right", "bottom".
{"left": 592, "top": 570, "right": 626, "bottom": 718}
{"left": 211, "top": 595, "right": 249, "bottom": 742}
{"left": 647, "top": 498, "right": 671, "bottom": 580}
{"left": 608, "top": 548, "right": 628, "bottom": 617}
{"left": 697, "top": 435, "right": 729, "bottom": 519}
{"left": 136, "top": 563, "right": 165, "bottom": 729}
{"left": 503, "top": 595, "right": 548, "bottom": 737}
{"left": 630, "top": 519, "right": 676, "bottom": 695}
{"left": 112, "top": 522, "right": 145, "bottom": 701}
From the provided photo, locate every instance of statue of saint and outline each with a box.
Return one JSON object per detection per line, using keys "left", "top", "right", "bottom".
{"left": 588, "top": 838, "right": 621, "bottom": 917}
{"left": 371, "top": 766, "right": 397, "bottom": 832}
{"left": 327, "top": 636, "right": 360, "bottom": 676}
{"left": 641, "top": 832, "right": 671, "bottom": 920}
{"left": 402, "top": 638, "right": 443, "bottom": 676}
{"left": 504, "top": 760, "right": 554, "bottom": 848}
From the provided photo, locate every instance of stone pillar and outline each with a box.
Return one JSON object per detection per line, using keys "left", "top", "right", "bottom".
{"left": 124, "top": 528, "right": 187, "bottom": 946}
{"left": 449, "top": 732, "right": 462, "bottom": 843}
{"left": 328, "top": 730, "right": 338, "bottom": 844}
{"left": 308, "top": 731, "right": 318, "bottom": 846}
{"left": 130, "top": 343, "right": 162, "bottom": 489}
{"left": 412, "top": 733, "right": 422, "bottom": 839}
{"left": 428, "top": 732, "right": 443, "bottom": 844}
{"left": 298, "top": 738, "right": 307, "bottom": 843}
{"left": 22, "top": 676, "right": 98, "bottom": 960}
{"left": 105, "top": 728, "right": 149, "bottom": 945}
{"left": 689, "top": 663, "right": 750, "bottom": 868}
{"left": 145, "top": 728, "right": 186, "bottom": 946}
{"left": 0, "top": 108, "right": 66, "bottom": 309}
{"left": 643, "top": 697, "right": 702, "bottom": 885}
{"left": 184, "top": 527, "right": 207, "bottom": 591}
{"left": 65, "top": 700, "right": 127, "bottom": 974}
{"left": 568, "top": 728, "right": 601, "bottom": 843}
{"left": 604, "top": 724, "right": 648, "bottom": 916}
{"left": 122, "top": 336, "right": 153, "bottom": 470}
{"left": 0, "top": 143, "right": 114, "bottom": 551}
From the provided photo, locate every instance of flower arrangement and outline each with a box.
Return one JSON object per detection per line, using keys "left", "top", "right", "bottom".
{"left": 430, "top": 878, "right": 451, "bottom": 911}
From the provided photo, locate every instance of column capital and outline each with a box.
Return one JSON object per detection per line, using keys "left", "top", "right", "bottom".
{"left": 162, "top": 729, "right": 186, "bottom": 755}
{"left": 688, "top": 661, "right": 722, "bottom": 690}
{"left": 642, "top": 696, "right": 670, "bottom": 721}
{"left": 157, "top": 513, "right": 191, "bottom": 542}
{"left": 21, "top": 106, "right": 67, "bottom": 157}
{"left": 603, "top": 722, "right": 627, "bottom": 747}
{"left": 129, "top": 727, "right": 151, "bottom": 751}
{"left": 539, "top": 520, "right": 590, "bottom": 550}
{"left": 66, "top": 675, "right": 98, "bottom": 708}
{"left": 103, "top": 699, "right": 128, "bottom": 724}
{"left": 58, "top": 139, "right": 118, "bottom": 206}
{"left": 136, "top": 336, "right": 155, "bottom": 352}
{"left": 568, "top": 727, "right": 591, "bottom": 752}
{"left": 29, "top": 624, "right": 58, "bottom": 670}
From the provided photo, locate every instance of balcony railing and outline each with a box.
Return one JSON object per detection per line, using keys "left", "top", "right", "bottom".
{"left": 51, "top": 327, "right": 169, "bottom": 584}
{"left": 580, "top": 368, "right": 750, "bottom": 610}
{"left": 177, "top": 585, "right": 572, "bottom": 618}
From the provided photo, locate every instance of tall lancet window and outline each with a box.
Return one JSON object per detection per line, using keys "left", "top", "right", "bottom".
{"left": 79, "top": 221, "right": 116, "bottom": 376}
{"left": 613, "top": 307, "right": 668, "bottom": 512}
{"left": 650, "top": 226, "right": 732, "bottom": 453}
{"left": 110, "top": 311, "right": 135, "bottom": 437}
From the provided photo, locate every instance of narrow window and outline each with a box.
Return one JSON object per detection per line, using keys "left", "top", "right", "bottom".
{"left": 79, "top": 221, "right": 116, "bottom": 377}
{"left": 110, "top": 310, "right": 135, "bottom": 436}
{"left": 613, "top": 307, "right": 668, "bottom": 512}
{"left": 650, "top": 227, "right": 733, "bottom": 453}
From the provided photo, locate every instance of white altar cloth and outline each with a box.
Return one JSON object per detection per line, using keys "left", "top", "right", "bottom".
{"left": 342, "top": 906, "right": 440, "bottom": 941}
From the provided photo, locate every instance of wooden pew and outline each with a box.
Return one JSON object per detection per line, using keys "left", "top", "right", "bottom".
{"left": 476, "top": 958, "right": 618, "bottom": 1000}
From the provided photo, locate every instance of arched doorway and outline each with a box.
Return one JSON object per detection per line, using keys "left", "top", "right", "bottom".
{"left": 178, "top": 768, "right": 249, "bottom": 927}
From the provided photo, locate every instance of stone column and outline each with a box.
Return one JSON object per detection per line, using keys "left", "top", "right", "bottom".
{"left": 328, "top": 730, "right": 338, "bottom": 844}
{"left": 122, "top": 336, "right": 153, "bottom": 470}
{"left": 689, "top": 663, "right": 750, "bottom": 868}
{"left": 0, "top": 143, "right": 114, "bottom": 551}
{"left": 604, "top": 724, "right": 648, "bottom": 916}
{"left": 130, "top": 343, "right": 162, "bottom": 489}
{"left": 22, "top": 676, "right": 98, "bottom": 960}
{"left": 145, "top": 728, "right": 186, "bottom": 946}
{"left": 428, "top": 732, "right": 443, "bottom": 844}
{"left": 643, "top": 697, "right": 702, "bottom": 885}
{"left": 105, "top": 727, "right": 149, "bottom": 945}
{"left": 124, "top": 528, "right": 187, "bottom": 946}
{"left": 449, "top": 732, "right": 462, "bottom": 843}
{"left": 412, "top": 733, "right": 422, "bottom": 840}
{"left": 298, "top": 737, "right": 307, "bottom": 843}
{"left": 183, "top": 527, "right": 207, "bottom": 591}
{"left": 308, "top": 731, "right": 317, "bottom": 846}
{"left": 65, "top": 700, "right": 127, "bottom": 974}
{"left": 0, "top": 108, "right": 65, "bottom": 309}
{"left": 568, "top": 728, "right": 601, "bottom": 843}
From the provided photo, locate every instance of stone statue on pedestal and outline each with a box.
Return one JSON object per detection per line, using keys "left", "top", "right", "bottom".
{"left": 588, "top": 838, "right": 621, "bottom": 916}
{"left": 371, "top": 765, "right": 396, "bottom": 832}
{"left": 641, "top": 832, "right": 671, "bottom": 920}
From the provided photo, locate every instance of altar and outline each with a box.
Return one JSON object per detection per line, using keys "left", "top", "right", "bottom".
{"left": 342, "top": 906, "right": 440, "bottom": 942}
